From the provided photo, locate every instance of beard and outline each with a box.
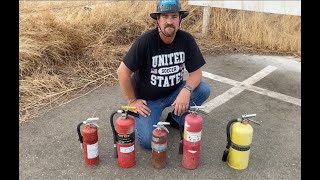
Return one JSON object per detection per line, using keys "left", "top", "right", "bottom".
{"left": 163, "top": 25, "right": 176, "bottom": 37}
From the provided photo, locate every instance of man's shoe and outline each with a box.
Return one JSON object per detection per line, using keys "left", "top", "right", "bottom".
{"left": 165, "top": 112, "right": 182, "bottom": 130}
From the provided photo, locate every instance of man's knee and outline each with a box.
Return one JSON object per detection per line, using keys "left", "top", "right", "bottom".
{"left": 138, "top": 135, "right": 152, "bottom": 149}
{"left": 199, "top": 81, "right": 211, "bottom": 99}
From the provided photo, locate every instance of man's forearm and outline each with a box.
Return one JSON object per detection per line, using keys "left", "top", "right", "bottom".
{"left": 185, "top": 68, "right": 202, "bottom": 90}
{"left": 117, "top": 62, "right": 137, "bottom": 104}
{"left": 118, "top": 76, "right": 136, "bottom": 104}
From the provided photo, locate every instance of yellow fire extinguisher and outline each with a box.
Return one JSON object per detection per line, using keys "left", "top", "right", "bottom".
{"left": 222, "top": 113, "right": 260, "bottom": 170}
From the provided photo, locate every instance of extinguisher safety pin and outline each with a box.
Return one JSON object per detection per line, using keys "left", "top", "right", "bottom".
{"left": 247, "top": 118, "right": 261, "bottom": 125}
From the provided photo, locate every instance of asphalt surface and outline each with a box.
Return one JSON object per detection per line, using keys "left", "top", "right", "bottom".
{"left": 19, "top": 53, "right": 301, "bottom": 180}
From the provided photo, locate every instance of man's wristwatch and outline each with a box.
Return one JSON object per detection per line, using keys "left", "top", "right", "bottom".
{"left": 184, "top": 84, "right": 193, "bottom": 93}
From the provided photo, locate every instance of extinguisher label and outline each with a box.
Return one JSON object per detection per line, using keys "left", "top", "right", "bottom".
{"left": 120, "top": 145, "right": 135, "bottom": 153}
{"left": 152, "top": 136, "right": 159, "bottom": 142}
{"left": 116, "top": 132, "right": 135, "bottom": 144}
{"left": 184, "top": 130, "right": 202, "bottom": 142}
{"left": 151, "top": 142, "right": 167, "bottom": 152}
{"left": 87, "top": 142, "right": 98, "bottom": 159}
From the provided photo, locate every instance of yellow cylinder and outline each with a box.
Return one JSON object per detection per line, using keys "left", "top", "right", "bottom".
{"left": 227, "top": 122, "right": 253, "bottom": 170}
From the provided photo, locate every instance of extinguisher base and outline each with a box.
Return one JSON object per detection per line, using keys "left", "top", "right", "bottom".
{"left": 227, "top": 162, "right": 248, "bottom": 170}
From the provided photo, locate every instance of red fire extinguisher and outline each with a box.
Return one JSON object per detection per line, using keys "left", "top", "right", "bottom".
{"left": 110, "top": 106, "right": 139, "bottom": 168}
{"left": 179, "top": 106, "right": 205, "bottom": 170}
{"left": 77, "top": 117, "right": 99, "bottom": 165}
{"left": 152, "top": 121, "right": 170, "bottom": 169}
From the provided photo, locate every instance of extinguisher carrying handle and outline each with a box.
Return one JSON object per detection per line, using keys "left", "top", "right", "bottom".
{"left": 120, "top": 106, "right": 139, "bottom": 118}
{"left": 84, "top": 117, "right": 99, "bottom": 127}
{"left": 127, "top": 110, "right": 140, "bottom": 118}
{"left": 77, "top": 122, "right": 84, "bottom": 149}
{"left": 118, "top": 109, "right": 140, "bottom": 119}
{"left": 242, "top": 113, "right": 261, "bottom": 125}
{"left": 189, "top": 105, "right": 205, "bottom": 112}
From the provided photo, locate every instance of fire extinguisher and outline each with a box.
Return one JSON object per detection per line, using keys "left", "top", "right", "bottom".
{"left": 151, "top": 121, "right": 170, "bottom": 169}
{"left": 110, "top": 106, "right": 139, "bottom": 168}
{"left": 222, "top": 113, "right": 260, "bottom": 170}
{"left": 178, "top": 106, "right": 205, "bottom": 170}
{"left": 77, "top": 117, "right": 100, "bottom": 165}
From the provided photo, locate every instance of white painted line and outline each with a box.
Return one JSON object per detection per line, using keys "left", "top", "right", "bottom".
{"left": 202, "top": 86, "right": 245, "bottom": 113}
{"left": 241, "top": 66, "right": 277, "bottom": 85}
{"left": 202, "top": 66, "right": 301, "bottom": 113}
{"left": 246, "top": 85, "right": 301, "bottom": 106}
{"left": 202, "top": 71, "right": 240, "bottom": 87}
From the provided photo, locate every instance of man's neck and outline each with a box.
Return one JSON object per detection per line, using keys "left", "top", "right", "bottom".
{"left": 159, "top": 31, "right": 176, "bottom": 44}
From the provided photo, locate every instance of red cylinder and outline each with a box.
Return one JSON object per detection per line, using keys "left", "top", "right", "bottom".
{"left": 82, "top": 124, "right": 99, "bottom": 165}
{"left": 182, "top": 113, "right": 203, "bottom": 169}
{"left": 152, "top": 128, "right": 168, "bottom": 169}
{"left": 115, "top": 116, "right": 135, "bottom": 168}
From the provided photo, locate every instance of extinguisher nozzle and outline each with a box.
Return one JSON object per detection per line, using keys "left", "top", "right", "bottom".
{"left": 113, "top": 145, "right": 118, "bottom": 158}
{"left": 179, "top": 141, "right": 183, "bottom": 154}
{"left": 222, "top": 149, "right": 229, "bottom": 162}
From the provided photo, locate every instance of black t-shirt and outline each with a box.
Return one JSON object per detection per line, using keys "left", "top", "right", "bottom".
{"left": 123, "top": 27, "right": 205, "bottom": 100}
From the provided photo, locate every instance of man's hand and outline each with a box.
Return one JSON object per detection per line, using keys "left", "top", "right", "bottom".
{"left": 171, "top": 88, "right": 191, "bottom": 116}
{"left": 129, "top": 99, "right": 151, "bottom": 117}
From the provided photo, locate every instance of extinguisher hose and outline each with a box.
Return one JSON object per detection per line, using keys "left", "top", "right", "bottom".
{"left": 77, "top": 122, "right": 84, "bottom": 144}
{"left": 110, "top": 111, "right": 118, "bottom": 158}
{"left": 178, "top": 111, "right": 189, "bottom": 154}
{"left": 226, "top": 118, "right": 239, "bottom": 149}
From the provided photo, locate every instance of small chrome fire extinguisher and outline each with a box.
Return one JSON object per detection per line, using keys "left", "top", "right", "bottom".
{"left": 152, "top": 121, "right": 170, "bottom": 169}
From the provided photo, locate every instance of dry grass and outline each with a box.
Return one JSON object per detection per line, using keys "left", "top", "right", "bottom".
{"left": 208, "top": 7, "right": 301, "bottom": 54}
{"left": 19, "top": 0, "right": 301, "bottom": 123}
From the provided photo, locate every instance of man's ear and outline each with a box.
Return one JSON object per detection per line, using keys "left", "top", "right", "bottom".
{"left": 156, "top": 15, "right": 160, "bottom": 27}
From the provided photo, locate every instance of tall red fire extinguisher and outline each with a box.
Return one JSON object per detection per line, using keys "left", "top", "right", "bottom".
{"left": 151, "top": 121, "right": 170, "bottom": 169}
{"left": 178, "top": 106, "right": 205, "bottom": 170}
{"left": 110, "top": 106, "right": 139, "bottom": 168}
{"left": 77, "top": 117, "right": 100, "bottom": 165}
